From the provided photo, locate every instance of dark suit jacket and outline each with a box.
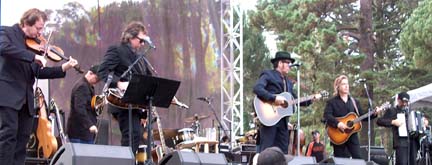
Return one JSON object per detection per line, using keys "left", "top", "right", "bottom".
{"left": 253, "top": 69, "right": 310, "bottom": 105}
{"left": 97, "top": 43, "right": 150, "bottom": 114}
{"left": 0, "top": 24, "right": 66, "bottom": 115}
{"left": 97, "top": 43, "right": 151, "bottom": 89}
{"left": 323, "top": 95, "right": 377, "bottom": 145}
{"left": 67, "top": 76, "right": 97, "bottom": 140}
{"left": 376, "top": 106, "right": 410, "bottom": 148}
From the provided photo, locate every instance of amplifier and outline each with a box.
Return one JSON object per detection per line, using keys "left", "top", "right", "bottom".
{"left": 240, "top": 144, "right": 256, "bottom": 152}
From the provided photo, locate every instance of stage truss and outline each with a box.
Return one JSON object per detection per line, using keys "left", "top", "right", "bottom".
{"left": 220, "top": 0, "right": 244, "bottom": 144}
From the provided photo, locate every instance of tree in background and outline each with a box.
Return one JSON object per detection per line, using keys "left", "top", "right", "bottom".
{"left": 246, "top": 0, "right": 431, "bottom": 156}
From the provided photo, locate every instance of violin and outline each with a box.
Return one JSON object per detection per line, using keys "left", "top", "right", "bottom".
{"left": 26, "top": 36, "right": 84, "bottom": 73}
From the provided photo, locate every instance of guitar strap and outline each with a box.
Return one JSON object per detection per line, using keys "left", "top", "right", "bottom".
{"left": 350, "top": 96, "right": 360, "bottom": 115}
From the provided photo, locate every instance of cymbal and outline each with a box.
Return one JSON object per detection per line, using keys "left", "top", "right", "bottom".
{"left": 143, "top": 129, "right": 179, "bottom": 141}
{"left": 184, "top": 114, "right": 210, "bottom": 123}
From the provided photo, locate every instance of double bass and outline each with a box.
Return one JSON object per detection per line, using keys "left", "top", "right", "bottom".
{"left": 35, "top": 87, "right": 58, "bottom": 158}
{"left": 288, "top": 125, "right": 305, "bottom": 155}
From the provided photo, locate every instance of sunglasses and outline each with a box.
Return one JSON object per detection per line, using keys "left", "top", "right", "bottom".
{"left": 136, "top": 37, "right": 145, "bottom": 44}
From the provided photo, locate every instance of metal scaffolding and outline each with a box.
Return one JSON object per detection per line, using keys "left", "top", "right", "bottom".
{"left": 220, "top": 0, "right": 244, "bottom": 144}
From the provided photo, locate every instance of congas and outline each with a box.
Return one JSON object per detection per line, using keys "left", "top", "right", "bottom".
{"left": 174, "top": 128, "right": 195, "bottom": 145}
{"left": 408, "top": 111, "right": 425, "bottom": 136}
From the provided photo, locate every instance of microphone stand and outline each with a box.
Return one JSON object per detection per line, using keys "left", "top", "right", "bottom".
{"left": 201, "top": 99, "right": 230, "bottom": 151}
{"left": 292, "top": 65, "right": 301, "bottom": 156}
{"left": 404, "top": 105, "right": 411, "bottom": 165}
{"left": 119, "top": 46, "right": 154, "bottom": 164}
{"left": 361, "top": 82, "right": 373, "bottom": 162}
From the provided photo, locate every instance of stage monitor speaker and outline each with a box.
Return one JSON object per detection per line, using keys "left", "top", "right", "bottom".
{"left": 320, "top": 157, "right": 367, "bottom": 165}
{"left": 50, "top": 143, "right": 134, "bottom": 165}
{"left": 159, "top": 151, "right": 228, "bottom": 165}
{"left": 288, "top": 156, "right": 316, "bottom": 165}
{"left": 360, "top": 146, "right": 389, "bottom": 165}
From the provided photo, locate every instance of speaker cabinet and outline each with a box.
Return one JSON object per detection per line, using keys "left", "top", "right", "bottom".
{"left": 321, "top": 157, "right": 367, "bottom": 165}
{"left": 159, "top": 151, "right": 228, "bottom": 165}
{"left": 288, "top": 156, "right": 316, "bottom": 164}
{"left": 360, "top": 146, "right": 389, "bottom": 165}
{"left": 50, "top": 143, "right": 134, "bottom": 165}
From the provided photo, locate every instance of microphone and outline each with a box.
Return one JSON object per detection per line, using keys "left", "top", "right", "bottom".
{"left": 143, "top": 36, "right": 156, "bottom": 49}
{"left": 356, "top": 78, "right": 367, "bottom": 83}
{"left": 103, "top": 72, "right": 113, "bottom": 93}
{"left": 289, "top": 63, "right": 302, "bottom": 67}
{"left": 197, "top": 97, "right": 211, "bottom": 103}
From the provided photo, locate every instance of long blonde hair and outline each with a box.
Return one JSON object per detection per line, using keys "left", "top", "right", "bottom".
{"left": 333, "top": 75, "right": 348, "bottom": 96}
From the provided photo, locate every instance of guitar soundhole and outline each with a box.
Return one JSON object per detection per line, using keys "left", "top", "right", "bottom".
{"left": 281, "top": 101, "right": 288, "bottom": 108}
{"left": 347, "top": 121, "right": 354, "bottom": 128}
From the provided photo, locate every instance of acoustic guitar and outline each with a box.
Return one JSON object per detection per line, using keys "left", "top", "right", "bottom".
{"left": 326, "top": 102, "right": 391, "bottom": 145}
{"left": 35, "top": 87, "right": 58, "bottom": 158}
{"left": 253, "top": 91, "right": 328, "bottom": 126}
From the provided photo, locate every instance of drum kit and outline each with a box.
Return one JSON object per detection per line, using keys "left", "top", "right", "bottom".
{"left": 143, "top": 113, "right": 214, "bottom": 148}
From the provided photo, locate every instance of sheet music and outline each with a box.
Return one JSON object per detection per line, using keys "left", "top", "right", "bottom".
{"left": 397, "top": 113, "right": 407, "bottom": 137}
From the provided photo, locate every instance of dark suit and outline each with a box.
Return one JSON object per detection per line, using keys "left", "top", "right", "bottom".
{"left": 0, "top": 24, "right": 66, "bottom": 164}
{"left": 253, "top": 69, "right": 310, "bottom": 154}
{"left": 323, "top": 95, "right": 375, "bottom": 158}
{"left": 376, "top": 106, "right": 418, "bottom": 165}
{"left": 97, "top": 43, "right": 150, "bottom": 153}
{"left": 67, "top": 76, "right": 98, "bottom": 142}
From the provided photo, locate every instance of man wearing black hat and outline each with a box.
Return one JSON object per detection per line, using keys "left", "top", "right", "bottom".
{"left": 67, "top": 64, "right": 101, "bottom": 144}
{"left": 377, "top": 92, "right": 419, "bottom": 165}
{"left": 253, "top": 51, "right": 318, "bottom": 154}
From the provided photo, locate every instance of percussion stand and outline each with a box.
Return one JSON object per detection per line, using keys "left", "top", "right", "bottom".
{"left": 360, "top": 81, "right": 373, "bottom": 162}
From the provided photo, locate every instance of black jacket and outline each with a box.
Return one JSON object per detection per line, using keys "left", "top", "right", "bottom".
{"left": 97, "top": 43, "right": 151, "bottom": 89}
{"left": 0, "top": 24, "right": 66, "bottom": 115}
{"left": 253, "top": 69, "right": 310, "bottom": 106}
{"left": 67, "top": 77, "right": 97, "bottom": 140}
{"left": 376, "top": 106, "right": 411, "bottom": 148}
{"left": 97, "top": 43, "right": 150, "bottom": 115}
{"left": 323, "top": 95, "right": 376, "bottom": 145}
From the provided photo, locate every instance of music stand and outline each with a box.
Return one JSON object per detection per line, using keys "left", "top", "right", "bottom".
{"left": 121, "top": 74, "right": 180, "bottom": 164}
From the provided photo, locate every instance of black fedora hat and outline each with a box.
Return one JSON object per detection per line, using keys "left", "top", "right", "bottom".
{"left": 271, "top": 51, "right": 295, "bottom": 63}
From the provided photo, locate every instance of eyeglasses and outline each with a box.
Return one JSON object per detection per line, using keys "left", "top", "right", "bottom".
{"left": 136, "top": 37, "right": 145, "bottom": 44}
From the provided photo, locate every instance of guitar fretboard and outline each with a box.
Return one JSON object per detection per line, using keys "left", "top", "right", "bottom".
{"left": 287, "top": 95, "right": 315, "bottom": 105}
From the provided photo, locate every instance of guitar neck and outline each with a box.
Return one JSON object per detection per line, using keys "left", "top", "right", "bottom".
{"left": 352, "top": 103, "right": 389, "bottom": 123}
{"left": 153, "top": 108, "right": 166, "bottom": 151}
{"left": 287, "top": 95, "right": 315, "bottom": 105}
{"left": 352, "top": 110, "right": 375, "bottom": 123}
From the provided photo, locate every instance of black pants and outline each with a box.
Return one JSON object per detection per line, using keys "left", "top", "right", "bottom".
{"left": 0, "top": 105, "right": 34, "bottom": 165}
{"left": 110, "top": 106, "right": 143, "bottom": 154}
{"left": 396, "top": 144, "right": 418, "bottom": 165}
{"left": 332, "top": 134, "right": 362, "bottom": 159}
{"left": 258, "top": 119, "right": 289, "bottom": 154}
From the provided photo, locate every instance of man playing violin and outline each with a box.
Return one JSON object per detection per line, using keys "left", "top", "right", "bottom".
{"left": 0, "top": 8, "right": 78, "bottom": 164}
